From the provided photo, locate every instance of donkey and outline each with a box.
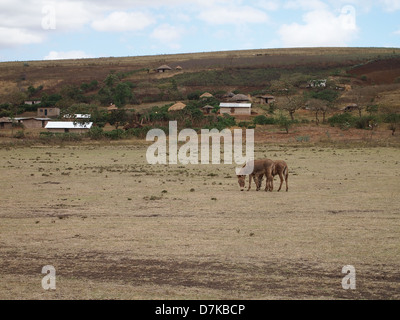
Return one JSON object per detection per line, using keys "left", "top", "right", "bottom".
{"left": 237, "top": 159, "right": 275, "bottom": 192}
{"left": 255, "top": 160, "right": 289, "bottom": 192}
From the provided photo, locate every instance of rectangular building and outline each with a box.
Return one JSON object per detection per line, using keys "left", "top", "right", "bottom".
{"left": 219, "top": 103, "right": 252, "bottom": 116}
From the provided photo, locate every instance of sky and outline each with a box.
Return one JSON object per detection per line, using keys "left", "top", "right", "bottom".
{"left": 0, "top": 0, "right": 399, "bottom": 62}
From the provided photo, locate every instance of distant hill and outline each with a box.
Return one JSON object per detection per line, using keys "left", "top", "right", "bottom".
{"left": 1, "top": 47, "right": 400, "bottom": 111}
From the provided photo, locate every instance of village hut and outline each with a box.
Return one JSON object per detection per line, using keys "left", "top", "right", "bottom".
{"left": 156, "top": 65, "right": 172, "bottom": 73}
{"left": 168, "top": 102, "right": 187, "bottom": 112}
{"left": 200, "top": 92, "right": 213, "bottom": 99}
{"left": 37, "top": 107, "right": 60, "bottom": 118}
{"left": 229, "top": 94, "right": 252, "bottom": 103}
{"left": 255, "top": 95, "right": 275, "bottom": 105}
{"left": 0, "top": 117, "right": 13, "bottom": 129}
{"left": 202, "top": 105, "right": 214, "bottom": 114}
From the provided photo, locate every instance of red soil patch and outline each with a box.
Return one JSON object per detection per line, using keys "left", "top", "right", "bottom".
{"left": 348, "top": 58, "right": 400, "bottom": 84}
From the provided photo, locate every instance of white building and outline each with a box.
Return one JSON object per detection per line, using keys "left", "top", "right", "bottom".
{"left": 219, "top": 103, "right": 252, "bottom": 116}
{"left": 45, "top": 121, "right": 93, "bottom": 133}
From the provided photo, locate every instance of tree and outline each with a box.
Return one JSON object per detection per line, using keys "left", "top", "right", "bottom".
{"left": 281, "top": 95, "right": 306, "bottom": 121}
{"left": 269, "top": 80, "right": 305, "bottom": 121}
{"left": 104, "top": 73, "right": 119, "bottom": 87}
{"left": 307, "top": 98, "right": 327, "bottom": 126}
{"left": 7, "top": 90, "right": 27, "bottom": 135}
{"left": 385, "top": 113, "right": 400, "bottom": 136}
{"left": 276, "top": 113, "right": 292, "bottom": 134}
{"left": 108, "top": 109, "right": 129, "bottom": 129}
{"left": 307, "top": 89, "right": 340, "bottom": 123}
{"left": 114, "top": 82, "right": 133, "bottom": 107}
{"left": 366, "top": 104, "right": 379, "bottom": 115}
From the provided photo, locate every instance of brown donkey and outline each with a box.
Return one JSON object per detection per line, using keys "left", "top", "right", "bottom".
{"left": 237, "top": 159, "right": 275, "bottom": 192}
{"left": 255, "top": 160, "right": 289, "bottom": 192}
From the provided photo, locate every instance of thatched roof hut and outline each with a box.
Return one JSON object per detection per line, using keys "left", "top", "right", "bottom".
{"left": 200, "top": 92, "right": 213, "bottom": 99}
{"left": 230, "top": 94, "right": 252, "bottom": 103}
{"left": 157, "top": 65, "right": 172, "bottom": 73}
{"left": 202, "top": 105, "right": 214, "bottom": 114}
{"left": 168, "top": 102, "right": 187, "bottom": 112}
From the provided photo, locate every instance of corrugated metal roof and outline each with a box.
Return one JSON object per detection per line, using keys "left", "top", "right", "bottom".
{"left": 1, "top": 117, "right": 51, "bottom": 122}
{"left": 45, "top": 121, "right": 93, "bottom": 129}
{"left": 220, "top": 103, "right": 252, "bottom": 108}
{"left": 63, "top": 114, "right": 91, "bottom": 119}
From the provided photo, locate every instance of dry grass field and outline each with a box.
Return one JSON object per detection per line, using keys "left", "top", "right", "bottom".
{"left": 0, "top": 141, "right": 399, "bottom": 300}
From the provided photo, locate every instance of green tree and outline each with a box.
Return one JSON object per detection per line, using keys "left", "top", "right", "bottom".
{"left": 114, "top": 82, "right": 133, "bottom": 107}
{"left": 108, "top": 109, "right": 129, "bottom": 129}
{"left": 276, "top": 113, "right": 292, "bottom": 134}
{"left": 104, "top": 73, "right": 119, "bottom": 87}
{"left": 307, "top": 89, "right": 340, "bottom": 123}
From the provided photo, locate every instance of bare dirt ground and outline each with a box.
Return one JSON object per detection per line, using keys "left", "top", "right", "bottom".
{"left": 0, "top": 142, "right": 399, "bottom": 300}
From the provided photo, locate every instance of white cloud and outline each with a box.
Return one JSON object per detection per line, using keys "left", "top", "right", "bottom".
{"left": 284, "top": 0, "right": 328, "bottom": 11}
{"left": 0, "top": 27, "right": 43, "bottom": 48}
{"left": 279, "top": 6, "right": 359, "bottom": 47}
{"left": 150, "top": 24, "right": 185, "bottom": 49}
{"left": 379, "top": 0, "right": 400, "bottom": 11}
{"left": 198, "top": 5, "right": 269, "bottom": 25}
{"left": 44, "top": 50, "right": 94, "bottom": 60}
{"left": 255, "top": 0, "right": 280, "bottom": 11}
{"left": 91, "top": 11, "right": 155, "bottom": 32}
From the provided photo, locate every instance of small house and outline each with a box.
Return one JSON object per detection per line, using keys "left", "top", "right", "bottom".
{"left": 37, "top": 107, "right": 60, "bottom": 118}
{"left": 14, "top": 117, "right": 51, "bottom": 129}
{"left": 343, "top": 104, "right": 359, "bottom": 112}
{"left": 0, "top": 117, "right": 50, "bottom": 129}
{"left": 24, "top": 100, "right": 41, "bottom": 105}
{"left": 156, "top": 65, "right": 172, "bottom": 73}
{"left": 219, "top": 103, "right": 252, "bottom": 116}
{"left": 45, "top": 121, "right": 93, "bottom": 133}
{"left": 255, "top": 95, "right": 275, "bottom": 105}
{"left": 202, "top": 105, "right": 214, "bottom": 114}
{"left": 0, "top": 117, "right": 12, "bottom": 129}
{"left": 63, "top": 114, "right": 91, "bottom": 120}
{"left": 307, "top": 79, "right": 327, "bottom": 88}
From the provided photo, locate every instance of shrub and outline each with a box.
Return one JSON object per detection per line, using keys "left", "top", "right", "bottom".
{"left": 88, "top": 126, "right": 104, "bottom": 140}
{"left": 276, "top": 114, "right": 292, "bottom": 134}
{"left": 354, "top": 116, "right": 379, "bottom": 130}
{"left": 187, "top": 90, "right": 202, "bottom": 100}
{"left": 296, "top": 136, "right": 310, "bottom": 142}
{"left": 14, "top": 130, "right": 25, "bottom": 139}
{"left": 104, "top": 129, "right": 125, "bottom": 140}
{"left": 253, "top": 115, "right": 276, "bottom": 125}
{"left": 384, "top": 113, "right": 400, "bottom": 124}
{"left": 238, "top": 121, "right": 251, "bottom": 128}
{"left": 125, "top": 126, "right": 155, "bottom": 139}
{"left": 328, "top": 113, "right": 358, "bottom": 127}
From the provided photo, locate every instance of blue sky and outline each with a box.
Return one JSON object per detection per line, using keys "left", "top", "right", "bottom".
{"left": 0, "top": 0, "right": 399, "bottom": 62}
